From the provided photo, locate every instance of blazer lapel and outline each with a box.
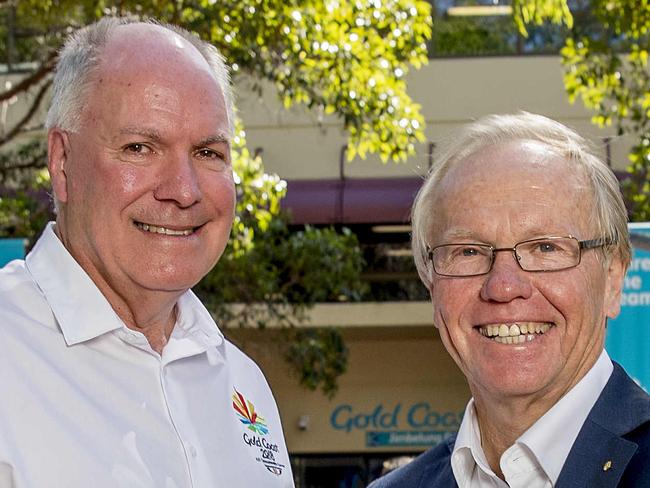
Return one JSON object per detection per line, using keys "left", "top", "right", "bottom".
{"left": 420, "top": 436, "right": 458, "bottom": 488}
{"left": 556, "top": 362, "right": 650, "bottom": 488}
{"left": 556, "top": 418, "right": 638, "bottom": 488}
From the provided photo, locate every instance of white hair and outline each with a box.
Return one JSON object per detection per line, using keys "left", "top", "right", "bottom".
{"left": 45, "top": 16, "right": 235, "bottom": 136}
{"left": 411, "top": 112, "right": 631, "bottom": 288}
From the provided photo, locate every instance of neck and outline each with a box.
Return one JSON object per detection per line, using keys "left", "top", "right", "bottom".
{"left": 470, "top": 357, "right": 598, "bottom": 480}
{"left": 87, "top": 272, "right": 180, "bottom": 354}
{"left": 472, "top": 395, "right": 548, "bottom": 479}
{"left": 470, "top": 346, "right": 604, "bottom": 479}
{"left": 54, "top": 220, "right": 182, "bottom": 354}
{"left": 110, "top": 293, "right": 178, "bottom": 354}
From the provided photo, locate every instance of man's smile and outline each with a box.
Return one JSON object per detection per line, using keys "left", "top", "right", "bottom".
{"left": 134, "top": 220, "right": 198, "bottom": 236}
{"left": 477, "top": 322, "right": 555, "bottom": 344}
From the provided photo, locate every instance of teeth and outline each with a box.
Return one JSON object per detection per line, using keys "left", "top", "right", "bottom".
{"left": 478, "top": 322, "right": 554, "bottom": 344}
{"left": 135, "top": 222, "right": 194, "bottom": 236}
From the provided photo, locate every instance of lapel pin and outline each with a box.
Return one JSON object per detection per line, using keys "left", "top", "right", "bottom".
{"left": 603, "top": 460, "right": 612, "bottom": 471}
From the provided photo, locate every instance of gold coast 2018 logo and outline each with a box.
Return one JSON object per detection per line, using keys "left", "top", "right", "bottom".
{"left": 232, "top": 388, "right": 285, "bottom": 476}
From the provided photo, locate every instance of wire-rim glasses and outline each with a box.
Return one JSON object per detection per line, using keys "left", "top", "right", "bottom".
{"left": 427, "top": 236, "right": 613, "bottom": 277}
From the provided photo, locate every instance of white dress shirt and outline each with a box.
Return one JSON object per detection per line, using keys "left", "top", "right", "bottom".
{"left": 451, "top": 350, "right": 613, "bottom": 488}
{"left": 0, "top": 223, "right": 294, "bottom": 488}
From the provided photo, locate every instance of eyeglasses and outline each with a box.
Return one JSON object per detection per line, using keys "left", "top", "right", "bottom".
{"left": 427, "top": 236, "right": 612, "bottom": 277}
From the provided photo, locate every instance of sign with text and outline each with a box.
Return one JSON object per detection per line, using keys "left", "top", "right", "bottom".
{"left": 606, "top": 222, "right": 650, "bottom": 391}
{"left": 330, "top": 402, "right": 463, "bottom": 448}
{"left": 366, "top": 430, "right": 456, "bottom": 448}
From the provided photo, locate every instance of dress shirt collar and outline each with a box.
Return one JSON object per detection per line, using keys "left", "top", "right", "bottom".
{"left": 453, "top": 397, "right": 504, "bottom": 486}
{"left": 519, "top": 349, "right": 613, "bottom": 484}
{"left": 452, "top": 349, "right": 613, "bottom": 487}
{"left": 25, "top": 222, "right": 224, "bottom": 355}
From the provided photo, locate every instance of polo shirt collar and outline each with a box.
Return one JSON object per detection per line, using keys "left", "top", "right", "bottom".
{"left": 161, "top": 291, "right": 224, "bottom": 364}
{"left": 25, "top": 222, "right": 123, "bottom": 345}
{"left": 24, "top": 222, "right": 226, "bottom": 354}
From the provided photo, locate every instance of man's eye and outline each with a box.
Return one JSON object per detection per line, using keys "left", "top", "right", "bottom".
{"left": 195, "top": 148, "right": 229, "bottom": 170}
{"left": 123, "top": 143, "right": 151, "bottom": 154}
{"left": 538, "top": 242, "right": 557, "bottom": 253}
{"left": 456, "top": 246, "right": 488, "bottom": 258}
{"left": 197, "top": 149, "right": 223, "bottom": 160}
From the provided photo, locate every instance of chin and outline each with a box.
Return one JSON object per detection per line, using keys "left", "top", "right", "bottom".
{"left": 473, "top": 369, "right": 550, "bottom": 399}
{"left": 136, "top": 267, "right": 209, "bottom": 293}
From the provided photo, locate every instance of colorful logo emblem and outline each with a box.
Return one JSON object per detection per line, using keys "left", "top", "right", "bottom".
{"left": 232, "top": 389, "right": 269, "bottom": 435}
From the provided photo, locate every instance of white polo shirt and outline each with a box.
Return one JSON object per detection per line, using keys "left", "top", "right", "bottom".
{"left": 0, "top": 223, "right": 294, "bottom": 488}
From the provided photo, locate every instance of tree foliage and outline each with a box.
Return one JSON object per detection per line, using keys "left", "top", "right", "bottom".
{"left": 1, "top": 0, "right": 431, "bottom": 161}
{"left": 560, "top": 0, "right": 650, "bottom": 220}
{"left": 0, "top": 140, "right": 49, "bottom": 241}
{"left": 512, "top": 0, "right": 573, "bottom": 36}
{"left": 198, "top": 128, "right": 366, "bottom": 397}
{"left": 516, "top": 0, "right": 650, "bottom": 221}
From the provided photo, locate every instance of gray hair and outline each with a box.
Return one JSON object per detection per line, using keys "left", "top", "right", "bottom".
{"left": 45, "top": 16, "right": 235, "bottom": 136}
{"left": 412, "top": 112, "right": 631, "bottom": 288}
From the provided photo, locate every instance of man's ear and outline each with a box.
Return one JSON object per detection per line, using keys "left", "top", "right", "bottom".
{"left": 604, "top": 253, "right": 627, "bottom": 320}
{"left": 427, "top": 282, "right": 441, "bottom": 330}
{"left": 47, "top": 129, "right": 70, "bottom": 204}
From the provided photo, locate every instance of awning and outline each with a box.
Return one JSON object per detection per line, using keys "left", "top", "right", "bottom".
{"left": 281, "top": 177, "right": 423, "bottom": 225}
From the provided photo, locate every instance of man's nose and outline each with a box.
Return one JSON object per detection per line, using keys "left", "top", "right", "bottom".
{"left": 480, "top": 250, "right": 533, "bottom": 302}
{"left": 154, "top": 154, "right": 202, "bottom": 208}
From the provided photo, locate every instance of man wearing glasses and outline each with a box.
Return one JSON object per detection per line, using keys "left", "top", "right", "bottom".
{"left": 370, "top": 113, "right": 650, "bottom": 487}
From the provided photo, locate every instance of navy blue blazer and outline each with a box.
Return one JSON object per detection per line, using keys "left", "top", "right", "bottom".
{"left": 368, "top": 362, "right": 650, "bottom": 487}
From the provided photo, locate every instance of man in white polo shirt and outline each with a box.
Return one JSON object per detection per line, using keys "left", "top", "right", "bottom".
{"left": 370, "top": 113, "right": 650, "bottom": 487}
{"left": 0, "top": 17, "right": 293, "bottom": 487}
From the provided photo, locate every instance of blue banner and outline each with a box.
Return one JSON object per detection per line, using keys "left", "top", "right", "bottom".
{"left": 366, "top": 430, "right": 455, "bottom": 448}
{"left": 0, "top": 238, "right": 26, "bottom": 267}
{"left": 606, "top": 222, "right": 650, "bottom": 391}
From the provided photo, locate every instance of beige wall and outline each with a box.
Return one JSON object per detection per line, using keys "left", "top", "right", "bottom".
{"left": 236, "top": 56, "right": 634, "bottom": 180}
{"left": 228, "top": 312, "right": 471, "bottom": 454}
{"left": 2, "top": 56, "right": 633, "bottom": 174}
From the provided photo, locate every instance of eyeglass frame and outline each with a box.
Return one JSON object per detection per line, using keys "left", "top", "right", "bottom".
{"left": 426, "top": 235, "right": 614, "bottom": 278}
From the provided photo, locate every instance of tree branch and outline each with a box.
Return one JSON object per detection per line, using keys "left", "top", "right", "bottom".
{"left": 0, "top": 158, "right": 46, "bottom": 175}
{"left": 0, "top": 78, "right": 52, "bottom": 146}
{"left": 0, "top": 51, "right": 57, "bottom": 103}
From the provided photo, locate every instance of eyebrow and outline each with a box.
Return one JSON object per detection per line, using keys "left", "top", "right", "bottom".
{"left": 439, "top": 229, "right": 482, "bottom": 242}
{"left": 119, "top": 127, "right": 230, "bottom": 150}
{"left": 439, "top": 226, "right": 573, "bottom": 244}
{"left": 119, "top": 126, "right": 163, "bottom": 142}
{"left": 195, "top": 134, "right": 230, "bottom": 148}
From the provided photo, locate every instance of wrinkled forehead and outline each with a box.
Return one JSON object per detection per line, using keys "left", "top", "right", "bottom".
{"left": 427, "top": 140, "right": 595, "bottom": 239}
